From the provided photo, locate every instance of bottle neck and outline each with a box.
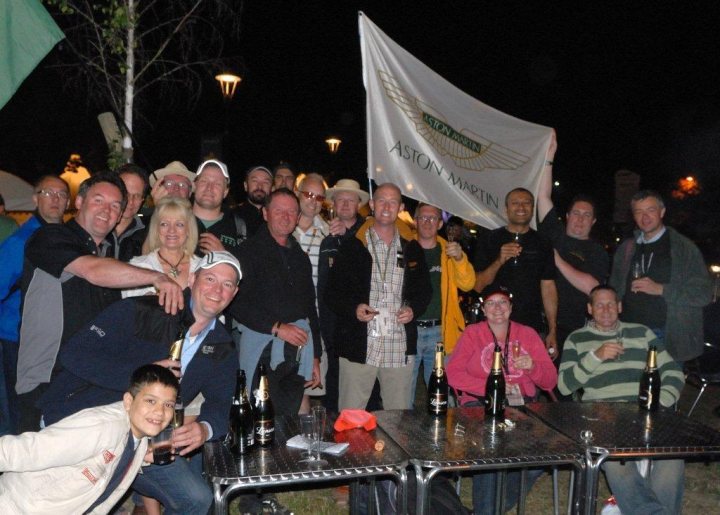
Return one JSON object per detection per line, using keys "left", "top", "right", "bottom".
{"left": 647, "top": 348, "right": 658, "bottom": 370}
{"left": 491, "top": 349, "right": 503, "bottom": 373}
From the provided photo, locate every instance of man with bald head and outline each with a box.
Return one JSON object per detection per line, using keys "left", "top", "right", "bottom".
{"left": 327, "top": 182, "right": 431, "bottom": 410}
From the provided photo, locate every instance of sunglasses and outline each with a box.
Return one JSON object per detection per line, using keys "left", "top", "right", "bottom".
{"left": 300, "top": 190, "right": 326, "bottom": 202}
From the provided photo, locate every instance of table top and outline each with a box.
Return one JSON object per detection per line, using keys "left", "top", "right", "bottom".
{"left": 527, "top": 401, "right": 720, "bottom": 458}
{"left": 204, "top": 414, "right": 409, "bottom": 487}
{"left": 374, "top": 407, "right": 584, "bottom": 469}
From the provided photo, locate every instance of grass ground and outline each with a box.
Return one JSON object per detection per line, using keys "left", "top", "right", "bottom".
{"left": 229, "top": 382, "right": 720, "bottom": 514}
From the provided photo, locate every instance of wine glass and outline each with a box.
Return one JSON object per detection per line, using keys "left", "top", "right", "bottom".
{"left": 310, "top": 406, "right": 328, "bottom": 468}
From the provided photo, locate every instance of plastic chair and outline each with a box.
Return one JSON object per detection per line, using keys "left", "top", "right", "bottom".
{"left": 685, "top": 341, "right": 720, "bottom": 417}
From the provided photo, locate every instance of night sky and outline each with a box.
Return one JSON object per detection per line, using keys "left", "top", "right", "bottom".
{"left": 2, "top": 1, "right": 720, "bottom": 250}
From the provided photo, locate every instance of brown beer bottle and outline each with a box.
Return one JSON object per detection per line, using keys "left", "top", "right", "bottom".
{"left": 638, "top": 345, "right": 660, "bottom": 412}
{"left": 427, "top": 342, "right": 448, "bottom": 415}
{"left": 484, "top": 344, "right": 506, "bottom": 419}
{"left": 254, "top": 364, "right": 275, "bottom": 446}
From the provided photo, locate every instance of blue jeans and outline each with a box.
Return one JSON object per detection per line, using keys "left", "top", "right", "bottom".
{"left": 410, "top": 325, "right": 442, "bottom": 408}
{"left": 472, "top": 468, "right": 544, "bottom": 515}
{"left": 603, "top": 459, "right": 684, "bottom": 515}
{"left": 132, "top": 451, "right": 212, "bottom": 515}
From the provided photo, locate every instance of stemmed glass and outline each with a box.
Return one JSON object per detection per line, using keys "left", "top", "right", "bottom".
{"left": 310, "top": 406, "right": 328, "bottom": 468}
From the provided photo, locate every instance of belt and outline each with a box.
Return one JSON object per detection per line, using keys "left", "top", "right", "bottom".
{"left": 417, "top": 319, "right": 441, "bottom": 328}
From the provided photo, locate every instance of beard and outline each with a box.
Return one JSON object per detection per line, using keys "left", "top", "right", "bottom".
{"left": 248, "top": 188, "right": 268, "bottom": 205}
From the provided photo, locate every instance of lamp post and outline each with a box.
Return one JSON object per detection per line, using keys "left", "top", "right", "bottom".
{"left": 215, "top": 73, "right": 242, "bottom": 101}
{"left": 325, "top": 137, "right": 341, "bottom": 154}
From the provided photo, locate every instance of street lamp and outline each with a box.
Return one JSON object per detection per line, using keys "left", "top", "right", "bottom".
{"left": 215, "top": 73, "right": 242, "bottom": 100}
{"left": 325, "top": 137, "right": 341, "bottom": 154}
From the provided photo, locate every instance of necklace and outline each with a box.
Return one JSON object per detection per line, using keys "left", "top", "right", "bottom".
{"left": 158, "top": 251, "right": 185, "bottom": 278}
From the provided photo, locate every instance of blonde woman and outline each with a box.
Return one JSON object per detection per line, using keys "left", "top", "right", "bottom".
{"left": 123, "top": 197, "right": 201, "bottom": 298}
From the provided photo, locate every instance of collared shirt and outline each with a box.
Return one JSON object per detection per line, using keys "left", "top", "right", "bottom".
{"left": 293, "top": 215, "right": 329, "bottom": 290}
{"left": 637, "top": 226, "right": 667, "bottom": 244}
{"left": 366, "top": 228, "right": 406, "bottom": 367}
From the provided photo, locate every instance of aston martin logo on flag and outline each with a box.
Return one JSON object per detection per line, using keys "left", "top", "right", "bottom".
{"left": 360, "top": 12, "right": 553, "bottom": 229}
{"left": 379, "top": 70, "right": 530, "bottom": 173}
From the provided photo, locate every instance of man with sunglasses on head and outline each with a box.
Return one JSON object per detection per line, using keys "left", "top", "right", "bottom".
{"left": 0, "top": 176, "right": 70, "bottom": 435}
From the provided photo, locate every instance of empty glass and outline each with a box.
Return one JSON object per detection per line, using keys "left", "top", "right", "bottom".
{"left": 310, "top": 406, "right": 328, "bottom": 468}
{"left": 298, "top": 414, "right": 315, "bottom": 460}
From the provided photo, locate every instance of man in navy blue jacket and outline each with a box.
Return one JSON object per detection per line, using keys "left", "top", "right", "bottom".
{"left": 39, "top": 251, "right": 241, "bottom": 515}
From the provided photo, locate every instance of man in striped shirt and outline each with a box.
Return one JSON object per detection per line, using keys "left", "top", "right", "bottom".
{"left": 559, "top": 285, "right": 685, "bottom": 514}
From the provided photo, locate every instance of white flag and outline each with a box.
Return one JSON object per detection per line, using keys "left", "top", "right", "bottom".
{"left": 360, "top": 12, "right": 553, "bottom": 229}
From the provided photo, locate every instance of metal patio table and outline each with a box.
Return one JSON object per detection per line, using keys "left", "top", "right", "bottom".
{"left": 203, "top": 414, "right": 409, "bottom": 514}
{"left": 374, "top": 407, "right": 585, "bottom": 515}
{"left": 527, "top": 401, "right": 720, "bottom": 515}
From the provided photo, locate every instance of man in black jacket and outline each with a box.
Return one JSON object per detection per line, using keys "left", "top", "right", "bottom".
{"left": 228, "top": 188, "right": 321, "bottom": 415}
{"left": 326, "top": 182, "right": 431, "bottom": 410}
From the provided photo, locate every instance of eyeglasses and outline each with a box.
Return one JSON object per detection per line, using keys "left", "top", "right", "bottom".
{"left": 36, "top": 189, "right": 69, "bottom": 199}
{"left": 162, "top": 180, "right": 191, "bottom": 190}
{"left": 300, "top": 190, "right": 326, "bottom": 202}
{"left": 416, "top": 215, "right": 439, "bottom": 223}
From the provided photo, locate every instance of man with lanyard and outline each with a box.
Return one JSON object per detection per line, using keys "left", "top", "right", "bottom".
{"left": 474, "top": 187, "right": 559, "bottom": 360}
{"left": 318, "top": 179, "right": 369, "bottom": 412}
{"left": 609, "top": 190, "right": 711, "bottom": 363}
{"left": 18, "top": 171, "right": 183, "bottom": 433}
{"left": 410, "top": 203, "right": 475, "bottom": 408}
{"left": 537, "top": 134, "right": 609, "bottom": 363}
{"left": 0, "top": 175, "right": 69, "bottom": 435}
{"left": 38, "top": 251, "right": 241, "bottom": 515}
{"left": 327, "top": 182, "right": 431, "bottom": 411}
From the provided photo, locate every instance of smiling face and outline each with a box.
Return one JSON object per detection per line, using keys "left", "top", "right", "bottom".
{"left": 263, "top": 192, "right": 300, "bottom": 241}
{"left": 189, "top": 264, "right": 239, "bottom": 320}
{"left": 632, "top": 196, "right": 666, "bottom": 240}
{"left": 75, "top": 181, "right": 124, "bottom": 243}
{"left": 158, "top": 212, "right": 189, "bottom": 251}
{"left": 297, "top": 178, "right": 325, "bottom": 219}
{"left": 332, "top": 191, "right": 360, "bottom": 222}
{"left": 566, "top": 200, "right": 595, "bottom": 240}
{"left": 588, "top": 288, "right": 622, "bottom": 331}
{"left": 123, "top": 382, "right": 176, "bottom": 438}
{"left": 369, "top": 184, "right": 403, "bottom": 228}
{"left": 194, "top": 165, "right": 229, "bottom": 211}
{"left": 415, "top": 205, "right": 443, "bottom": 242}
{"left": 481, "top": 293, "right": 512, "bottom": 326}
{"left": 505, "top": 190, "right": 534, "bottom": 227}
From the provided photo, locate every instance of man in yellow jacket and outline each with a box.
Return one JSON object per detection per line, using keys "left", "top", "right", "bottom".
{"left": 410, "top": 203, "right": 475, "bottom": 407}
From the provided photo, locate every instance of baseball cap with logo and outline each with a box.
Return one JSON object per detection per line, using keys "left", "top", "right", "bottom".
{"left": 198, "top": 251, "right": 242, "bottom": 283}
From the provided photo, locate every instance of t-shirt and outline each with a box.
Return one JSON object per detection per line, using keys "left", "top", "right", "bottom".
{"left": 473, "top": 227, "right": 555, "bottom": 332}
{"left": 421, "top": 245, "right": 442, "bottom": 321}
{"left": 621, "top": 232, "right": 671, "bottom": 329}
{"left": 538, "top": 207, "right": 609, "bottom": 330}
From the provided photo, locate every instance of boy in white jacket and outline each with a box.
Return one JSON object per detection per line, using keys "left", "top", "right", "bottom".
{"left": 0, "top": 364, "right": 178, "bottom": 514}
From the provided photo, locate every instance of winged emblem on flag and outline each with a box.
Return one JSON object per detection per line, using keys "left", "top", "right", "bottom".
{"left": 378, "top": 70, "right": 529, "bottom": 172}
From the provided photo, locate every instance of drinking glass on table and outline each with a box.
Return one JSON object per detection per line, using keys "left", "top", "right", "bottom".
{"left": 298, "top": 414, "right": 315, "bottom": 461}
{"left": 310, "top": 406, "right": 328, "bottom": 468}
{"left": 152, "top": 426, "right": 174, "bottom": 466}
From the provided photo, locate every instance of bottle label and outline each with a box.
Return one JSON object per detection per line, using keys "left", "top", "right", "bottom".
{"left": 435, "top": 368, "right": 444, "bottom": 378}
{"left": 429, "top": 395, "right": 447, "bottom": 408}
{"left": 256, "top": 420, "right": 275, "bottom": 442}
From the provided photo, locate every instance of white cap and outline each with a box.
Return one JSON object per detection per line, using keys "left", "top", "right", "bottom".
{"left": 198, "top": 251, "right": 242, "bottom": 283}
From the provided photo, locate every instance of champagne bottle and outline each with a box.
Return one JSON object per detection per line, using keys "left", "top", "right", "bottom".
{"left": 254, "top": 364, "right": 275, "bottom": 447}
{"left": 168, "top": 324, "right": 186, "bottom": 368}
{"left": 638, "top": 345, "right": 661, "bottom": 412}
{"left": 172, "top": 391, "right": 184, "bottom": 429}
{"left": 229, "top": 370, "right": 254, "bottom": 455}
{"left": 484, "top": 344, "right": 506, "bottom": 418}
{"left": 427, "top": 342, "right": 448, "bottom": 415}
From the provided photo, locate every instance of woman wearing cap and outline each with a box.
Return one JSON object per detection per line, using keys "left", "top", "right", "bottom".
{"left": 446, "top": 286, "right": 557, "bottom": 515}
{"left": 122, "top": 197, "right": 201, "bottom": 298}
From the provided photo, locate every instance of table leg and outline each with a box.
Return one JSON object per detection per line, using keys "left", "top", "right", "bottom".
{"left": 518, "top": 468, "right": 527, "bottom": 514}
{"left": 583, "top": 447, "right": 609, "bottom": 515}
{"left": 213, "top": 483, "right": 227, "bottom": 515}
{"left": 415, "top": 463, "right": 428, "bottom": 515}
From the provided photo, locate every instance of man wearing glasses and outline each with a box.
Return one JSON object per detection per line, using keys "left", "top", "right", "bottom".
{"left": 149, "top": 161, "right": 194, "bottom": 202}
{"left": 410, "top": 203, "right": 475, "bottom": 408}
{"left": 0, "top": 176, "right": 69, "bottom": 435}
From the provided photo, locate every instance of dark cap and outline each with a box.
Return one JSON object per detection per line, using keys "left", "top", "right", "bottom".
{"left": 480, "top": 285, "right": 513, "bottom": 304}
